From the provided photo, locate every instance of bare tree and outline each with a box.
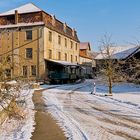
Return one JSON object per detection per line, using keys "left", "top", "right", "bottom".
{"left": 123, "top": 54, "right": 140, "bottom": 84}
{"left": 0, "top": 55, "right": 24, "bottom": 119}
{"left": 97, "top": 35, "right": 124, "bottom": 95}
{"left": 0, "top": 26, "right": 42, "bottom": 120}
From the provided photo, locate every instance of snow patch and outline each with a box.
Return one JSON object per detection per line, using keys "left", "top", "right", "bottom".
{"left": 42, "top": 80, "right": 140, "bottom": 140}
{"left": 0, "top": 89, "right": 35, "bottom": 140}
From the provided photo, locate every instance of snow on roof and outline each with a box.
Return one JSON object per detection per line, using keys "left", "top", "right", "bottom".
{"left": 0, "top": 22, "right": 45, "bottom": 29}
{"left": 80, "top": 42, "right": 91, "bottom": 50}
{"left": 95, "top": 45, "right": 140, "bottom": 60}
{"left": 46, "top": 59, "right": 78, "bottom": 66}
{"left": 0, "top": 3, "right": 41, "bottom": 16}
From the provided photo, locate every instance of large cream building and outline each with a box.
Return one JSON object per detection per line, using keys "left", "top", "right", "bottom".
{"left": 0, "top": 3, "right": 80, "bottom": 80}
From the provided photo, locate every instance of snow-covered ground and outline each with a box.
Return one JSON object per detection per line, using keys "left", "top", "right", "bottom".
{"left": 0, "top": 89, "right": 35, "bottom": 140}
{"left": 42, "top": 80, "right": 140, "bottom": 140}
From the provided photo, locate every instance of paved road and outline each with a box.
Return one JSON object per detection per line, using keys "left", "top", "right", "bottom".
{"left": 31, "top": 89, "right": 67, "bottom": 140}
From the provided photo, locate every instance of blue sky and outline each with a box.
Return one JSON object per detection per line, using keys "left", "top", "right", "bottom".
{"left": 0, "top": 0, "right": 140, "bottom": 51}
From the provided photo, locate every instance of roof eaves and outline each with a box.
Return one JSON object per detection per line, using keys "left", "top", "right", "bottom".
{"left": 0, "top": 22, "right": 45, "bottom": 29}
{"left": 125, "top": 46, "right": 140, "bottom": 60}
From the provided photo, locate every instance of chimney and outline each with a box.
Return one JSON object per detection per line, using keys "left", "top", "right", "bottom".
{"left": 51, "top": 15, "right": 56, "bottom": 26}
{"left": 72, "top": 28, "right": 75, "bottom": 37}
{"left": 15, "top": 10, "right": 18, "bottom": 24}
{"left": 63, "top": 22, "right": 67, "bottom": 33}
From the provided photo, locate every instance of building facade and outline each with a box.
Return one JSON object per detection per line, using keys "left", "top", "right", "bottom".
{"left": 0, "top": 3, "right": 80, "bottom": 80}
{"left": 95, "top": 45, "right": 140, "bottom": 81}
{"left": 79, "top": 42, "right": 92, "bottom": 64}
{"left": 79, "top": 42, "right": 96, "bottom": 78}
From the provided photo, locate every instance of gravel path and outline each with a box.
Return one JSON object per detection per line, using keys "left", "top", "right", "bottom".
{"left": 31, "top": 89, "right": 67, "bottom": 140}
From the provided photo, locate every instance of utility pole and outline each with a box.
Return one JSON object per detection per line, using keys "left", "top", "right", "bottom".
{"left": 37, "top": 28, "right": 40, "bottom": 81}
{"left": 11, "top": 31, "right": 14, "bottom": 79}
{"left": 91, "top": 82, "right": 96, "bottom": 94}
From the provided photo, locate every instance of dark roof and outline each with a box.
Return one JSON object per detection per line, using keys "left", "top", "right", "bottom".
{"left": 95, "top": 45, "right": 140, "bottom": 60}
{"left": 46, "top": 59, "right": 78, "bottom": 66}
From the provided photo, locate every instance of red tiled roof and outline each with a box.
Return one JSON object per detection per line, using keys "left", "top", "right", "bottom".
{"left": 80, "top": 42, "right": 91, "bottom": 50}
{"left": 79, "top": 53, "right": 92, "bottom": 59}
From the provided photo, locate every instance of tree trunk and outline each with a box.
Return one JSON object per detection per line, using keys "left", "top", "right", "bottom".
{"left": 108, "top": 76, "right": 112, "bottom": 95}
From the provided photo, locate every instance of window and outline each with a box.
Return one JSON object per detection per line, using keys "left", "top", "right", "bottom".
{"left": 65, "top": 53, "right": 67, "bottom": 61}
{"left": 31, "top": 65, "right": 36, "bottom": 76}
{"left": 72, "top": 68, "right": 76, "bottom": 74}
{"left": 5, "top": 69, "right": 11, "bottom": 77}
{"left": 49, "top": 50, "right": 52, "bottom": 59}
{"left": 49, "top": 31, "right": 52, "bottom": 42}
{"left": 71, "top": 41, "right": 73, "bottom": 49}
{"left": 26, "top": 30, "right": 32, "bottom": 40}
{"left": 23, "top": 66, "right": 27, "bottom": 77}
{"left": 6, "top": 56, "right": 11, "bottom": 63}
{"left": 71, "top": 55, "right": 73, "bottom": 62}
{"left": 7, "top": 15, "right": 15, "bottom": 23}
{"left": 26, "top": 48, "right": 32, "bottom": 59}
{"left": 75, "top": 43, "right": 78, "bottom": 50}
{"left": 58, "top": 35, "right": 61, "bottom": 45}
{"left": 65, "top": 38, "right": 67, "bottom": 47}
{"left": 58, "top": 52, "right": 61, "bottom": 60}
{"left": 75, "top": 56, "right": 77, "bottom": 62}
